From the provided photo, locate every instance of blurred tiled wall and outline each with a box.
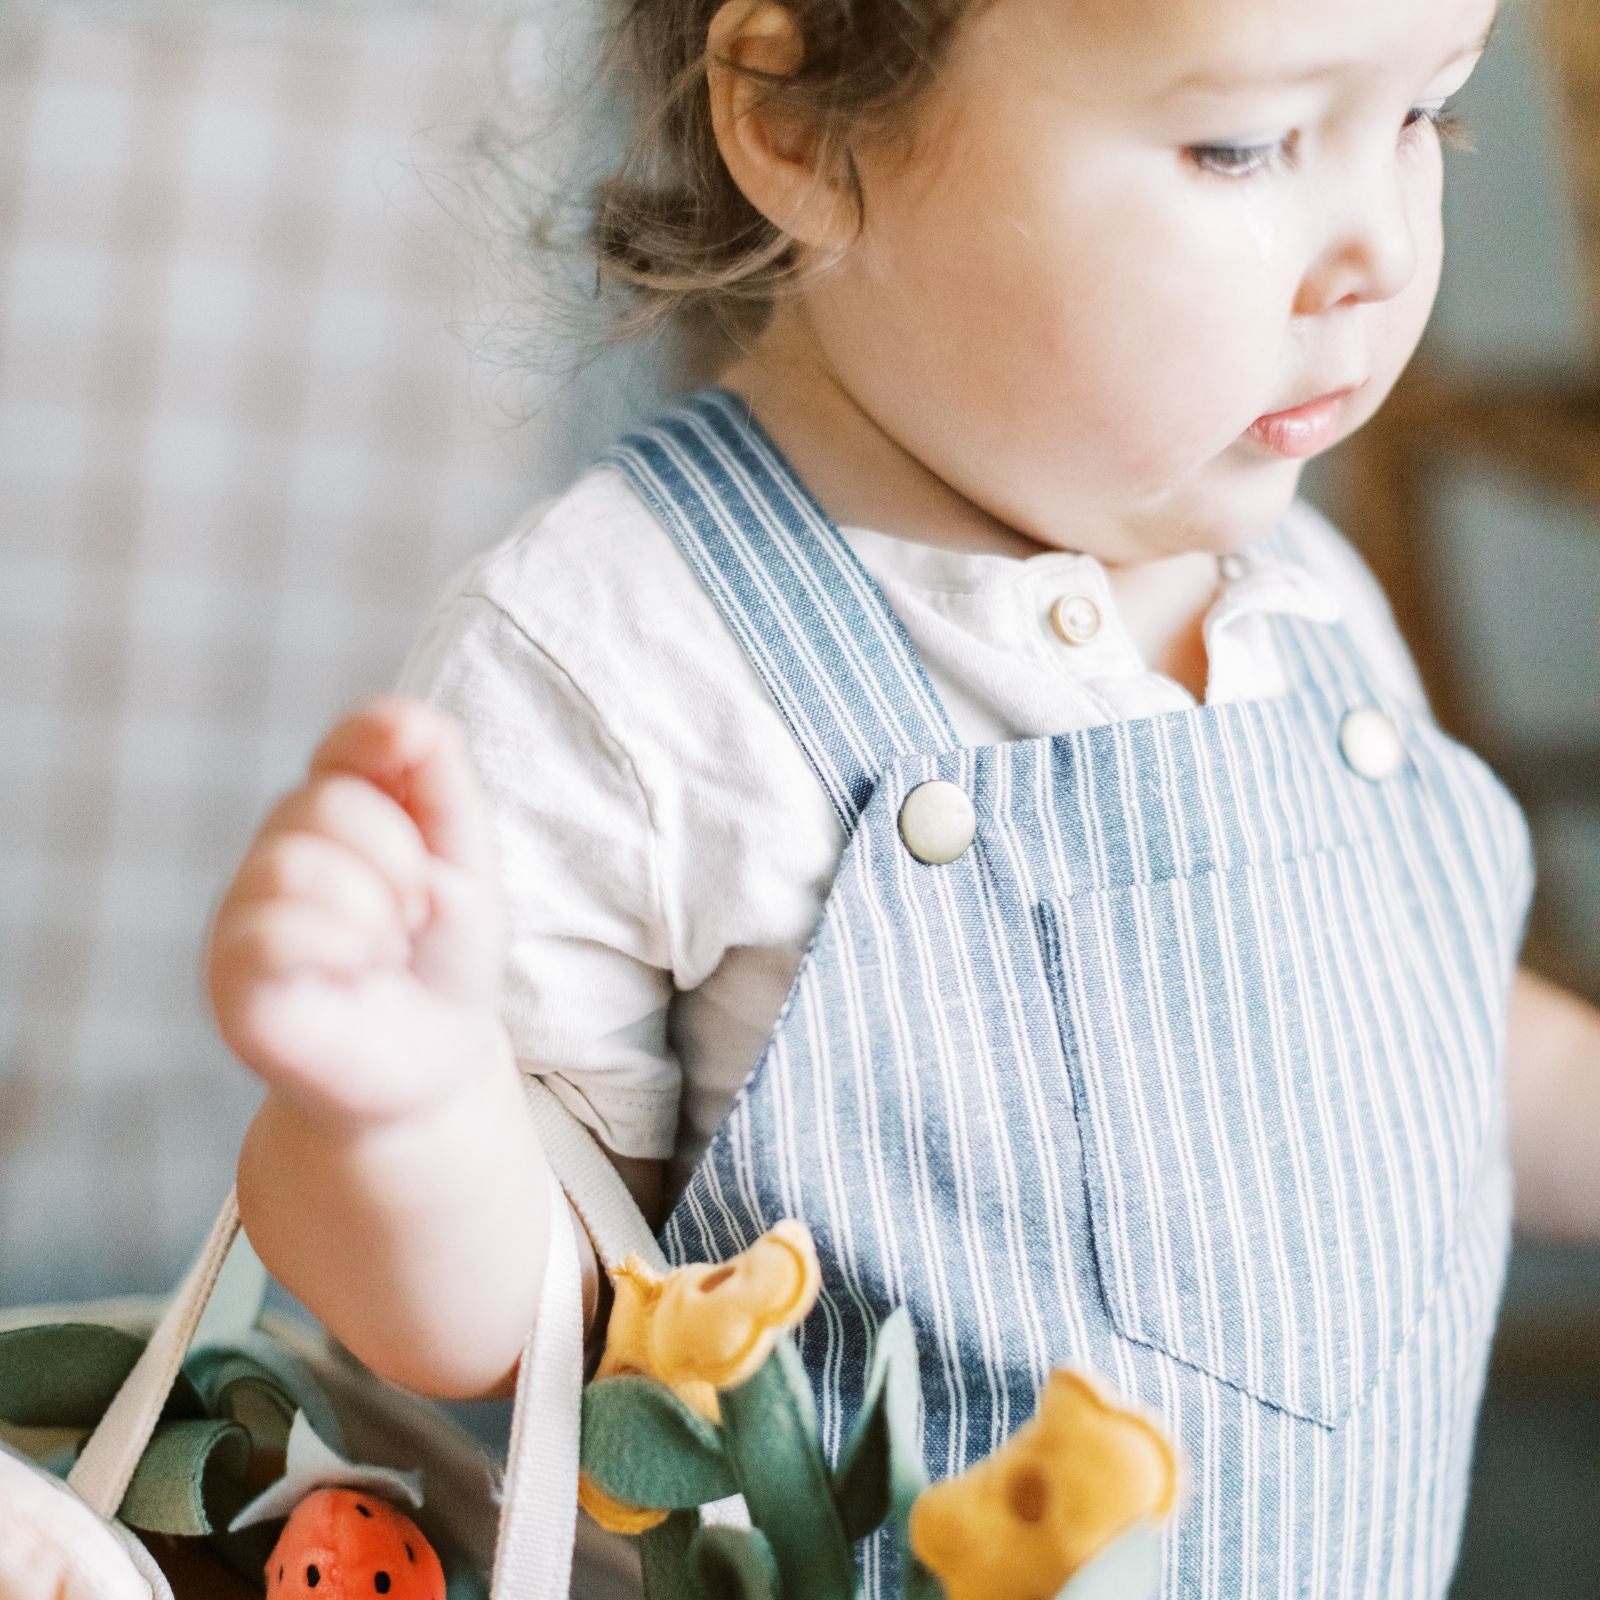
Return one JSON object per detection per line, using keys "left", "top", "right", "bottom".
{"left": 0, "top": 0, "right": 673, "bottom": 1303}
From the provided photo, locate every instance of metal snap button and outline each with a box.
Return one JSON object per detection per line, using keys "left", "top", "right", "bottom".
{"left": 1050, "top": 593, "right": 1102, "bottom": 645}
{"left": 1218, "top": 553, "right": 1249, "bottom": 582}
{"left": 898, "top": 780, "right": 976, "bottom": 864}
{"left": 1339, "top": 706, "right": 1405, "bottom": 781}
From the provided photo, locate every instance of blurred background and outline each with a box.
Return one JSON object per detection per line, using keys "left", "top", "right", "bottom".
{"left": 0, "top": 0, "right": 1595, "bottom": 1592}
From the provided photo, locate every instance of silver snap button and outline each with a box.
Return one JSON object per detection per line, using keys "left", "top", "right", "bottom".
{"left": 1050, "top": 593, "right": 1102, "bottom": 645}
{"left": 898, "top": 780, "right": 976, "bottom": 865}
{"left": 1339, "top": 706, "right": 1405, "bottom": 781}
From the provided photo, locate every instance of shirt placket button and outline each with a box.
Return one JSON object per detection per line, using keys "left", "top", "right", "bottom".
{"left": 1050, "top": 593, "right": 1102, "bottom": 645}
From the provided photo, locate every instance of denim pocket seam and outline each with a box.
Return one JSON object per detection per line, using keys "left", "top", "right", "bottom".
{"left": 1035, "top": 842, "right": 1469, "bottom": 1433}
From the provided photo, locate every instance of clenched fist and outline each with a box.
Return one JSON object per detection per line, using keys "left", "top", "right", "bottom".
{"left": 204, "top": 695, "right": 511, "bottom": 1128}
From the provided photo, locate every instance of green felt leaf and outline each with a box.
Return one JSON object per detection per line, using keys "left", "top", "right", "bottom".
{"left": 692, "top": 1524, "right": 783, "bottom": 1600}
{"left": 640, "top": 1509, "right": 703, "bottom": 1600}
{"left": 117, "top": 1416, "right": 252, "bottom": 1535}
{"left": 182, "top": 1335, "right": 342, "bottom": 1457}
{"left": 0, "top": 1324, "right": 203, "bottom": 1428}
{"left": 718, "top": 1341, "right": 854, "bottom": 1600}
{"left": 830, "top": 1308, "right": 928, "bottom": 1544}
{"left": 581, "top": 1375, "right": 735, "bottom": 1510}
{"left": 1053, "top": 1521, "right": 1164, "bottom": 1600}
{"left": 902, "top": 1552, "right": 946, "bottom": 1600}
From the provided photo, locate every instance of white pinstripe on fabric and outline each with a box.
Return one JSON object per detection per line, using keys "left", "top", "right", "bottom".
{"left": 610, "top": 385, "right": 1534, "bottom": 1599}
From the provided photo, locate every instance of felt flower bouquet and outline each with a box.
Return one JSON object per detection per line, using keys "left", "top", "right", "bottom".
{"left": 0, "top": 1217, "right": 1180, "bottom": 1599}
{"left": 576, "top": 1220, "right": 1183, "bottom": 1600}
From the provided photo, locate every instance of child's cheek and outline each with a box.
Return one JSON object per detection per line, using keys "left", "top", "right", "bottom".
{"left": 1031, "top": 251, "right": 1285, "bottom": 484}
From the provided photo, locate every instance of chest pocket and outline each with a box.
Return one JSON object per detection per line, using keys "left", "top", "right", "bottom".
{"left": 1036, "top": 835, "right": 1496, "bottom": 1429}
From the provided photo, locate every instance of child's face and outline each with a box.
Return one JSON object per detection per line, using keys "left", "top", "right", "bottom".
{"left": 801, "top": 0, "right": 1497, "bottom": 560}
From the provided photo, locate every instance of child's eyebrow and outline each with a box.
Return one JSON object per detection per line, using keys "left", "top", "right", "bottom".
{"left": 1159, "top": 11, "right": 1500, "bottom": 97}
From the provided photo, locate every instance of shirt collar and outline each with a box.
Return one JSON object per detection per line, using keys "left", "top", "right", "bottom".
{"left": 837, "top": 507, "right": 1345, "bottom": 632}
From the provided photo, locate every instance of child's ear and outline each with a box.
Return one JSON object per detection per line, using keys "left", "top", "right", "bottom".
{"left": 705, "top": 0, "right": 854, "bottom": 251}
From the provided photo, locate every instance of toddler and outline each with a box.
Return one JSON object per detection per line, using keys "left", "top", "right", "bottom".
{"left": 205, "top": 0, "right": 1600, "bottom": 1594}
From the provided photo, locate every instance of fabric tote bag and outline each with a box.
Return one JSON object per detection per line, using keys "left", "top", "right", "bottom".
{"left": 0, "top": 1079, "right": 661, "bottom": 1600}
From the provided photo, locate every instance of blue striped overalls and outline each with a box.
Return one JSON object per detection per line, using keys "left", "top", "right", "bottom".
{"left": 602, "top": 386, "right": 1535, "bottom": 1598}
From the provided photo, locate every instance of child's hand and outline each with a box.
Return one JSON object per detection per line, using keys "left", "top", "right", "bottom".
{"left": 204, "top": 695, "right": 512, "bottom": 1128}
{"left": 0, "top": 1448, "right": 148, "bottom": 1600}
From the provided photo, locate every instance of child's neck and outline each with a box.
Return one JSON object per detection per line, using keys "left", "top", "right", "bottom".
{"left": 716, "top": 310, "right": 1046, "bottom": 562}
{"left": 713, "top": 305, "right": 1226, "bottom": 700}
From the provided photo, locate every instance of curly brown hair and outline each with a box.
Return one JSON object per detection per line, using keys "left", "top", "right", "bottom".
{"left": 586, "top": 0, "right": 978, "bottom": 351}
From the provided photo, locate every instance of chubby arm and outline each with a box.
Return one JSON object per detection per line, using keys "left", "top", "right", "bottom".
{"left": 209, "top": 698, "right": 616, "bottom": 1402}
{"left": 236, "top": 1032, "right": 603, "bottom": 1402}
{"left": 1504, "top": 963, "right": 1600, "bottom": 1244}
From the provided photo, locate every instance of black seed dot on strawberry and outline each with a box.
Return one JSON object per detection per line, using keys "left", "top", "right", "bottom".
{"left": 356, "top": 1502, "right": 372, "bottom": 1517}
{"left": 375, "top": 1574, "right": 391, "bottom": 1594}
{"left": 307, "top": 1566, "right": 321, "bottom": 1589}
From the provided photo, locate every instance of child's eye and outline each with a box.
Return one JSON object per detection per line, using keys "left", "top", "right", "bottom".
{"left": 1185, "top": 133, "right": 1298, "bottom": 181}
{"left": 1403, "top": 98, "right": 1475, "bottom": 153}
{"left": 1187, "top": 98, "right": 1475, "bottom": 182}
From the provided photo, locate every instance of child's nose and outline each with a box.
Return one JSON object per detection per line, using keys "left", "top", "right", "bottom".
{"left": 1294, "top": 163, "right": 1421, "bottom": 314}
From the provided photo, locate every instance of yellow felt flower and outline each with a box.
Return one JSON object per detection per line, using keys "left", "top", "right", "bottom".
{"left": 650, "top": 1219, "right": 821, "bottom": 1390}
{"left": 908, "top": 1368, "right": 1180, "bottom": 1600}
{"left": 578, "top": 1221, "right": 822, "bottom": 1535}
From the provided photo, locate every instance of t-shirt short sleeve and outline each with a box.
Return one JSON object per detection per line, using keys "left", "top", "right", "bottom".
{"left": 395, "top": 584, "right": 682, "bottom": 1162}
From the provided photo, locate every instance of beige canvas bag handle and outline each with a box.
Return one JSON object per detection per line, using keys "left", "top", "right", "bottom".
{"left": 65, "top": 1075, "right": 674, "bottom": 1600}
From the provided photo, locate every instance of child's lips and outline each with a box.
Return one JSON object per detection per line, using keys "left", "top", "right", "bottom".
{"left": 1245, "top": 380, "right": 1368, "bottom": 459}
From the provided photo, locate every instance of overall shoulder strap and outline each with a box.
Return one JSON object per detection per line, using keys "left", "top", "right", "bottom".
{"left": 603, "top": 385, "right": 958, "bottom": 829}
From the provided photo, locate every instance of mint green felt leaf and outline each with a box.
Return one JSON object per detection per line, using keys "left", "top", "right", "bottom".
{"left": 902, "top": 1550, "right": 947, "bottom": 1600}
{"left": 0, "top": 1324, "right": 205, "bottom": 1428}
{"left": 117, "top": 1417, "right": 252, "bottom": 1535}
{"left": 639, "top": 1510, "right": 703, "bottom": 1600}
{"left": 692, "top": 1524, "right": 782, "bottom": 1600}
{"left": 580, "top": 1375, "right": 735, "bottom": 1509}
{"left": 830, "top": 1308, "right": 928, "bottom": 1543}
{"left": 182, "top": 1335, "right": 341, "bottom": 1457}
{"left": 1053, "top": 1521, "right": 1164, "bottom": 1600}
{"left": 718, "top": 1341, "right": 854, "bottom": 1600}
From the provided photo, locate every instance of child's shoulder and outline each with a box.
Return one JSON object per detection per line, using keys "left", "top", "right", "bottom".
{"left": 399, "top": 459, "right": 805, "bottom": 782}
{"left": 410, "top": 460, "right": 728, "bottom": 675}
{"left": 450, "top": 461, "right": 687, "bottom": 622}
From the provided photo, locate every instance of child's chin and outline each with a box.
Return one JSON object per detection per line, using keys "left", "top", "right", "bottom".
{"left": 1185, "top": 459, "right": 1305, "bottom": 550}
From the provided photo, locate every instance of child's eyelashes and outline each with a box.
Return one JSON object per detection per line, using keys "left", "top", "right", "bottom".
{"left": 1184, "top": 99, "right": 1474, "bottom": 180}
{"left": 1185, "top": 132, "right": 1299, "bottom": 181}
{"left": 1405, "top": 102, "right": 1476, "bottom": 154}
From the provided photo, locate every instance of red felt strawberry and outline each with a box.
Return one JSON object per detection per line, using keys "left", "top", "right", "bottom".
{"left": 264, "top": 1487, "right": 444, "bottom": 1599}
{"left": 227, "top": 1410, "right": 447, "bottom": 1599}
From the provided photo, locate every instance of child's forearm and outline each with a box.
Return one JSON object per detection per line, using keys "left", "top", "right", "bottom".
{"left": 1505, "top": 963, "right": 1600, "bottom": 1244}
{"left": 236, "top": 1028, "right": 599, "bottom": 1401}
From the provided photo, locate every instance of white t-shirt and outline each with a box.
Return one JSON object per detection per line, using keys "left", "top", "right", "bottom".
{"left": 395, "top": 462, "right": 1428, "bottom": 1199}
